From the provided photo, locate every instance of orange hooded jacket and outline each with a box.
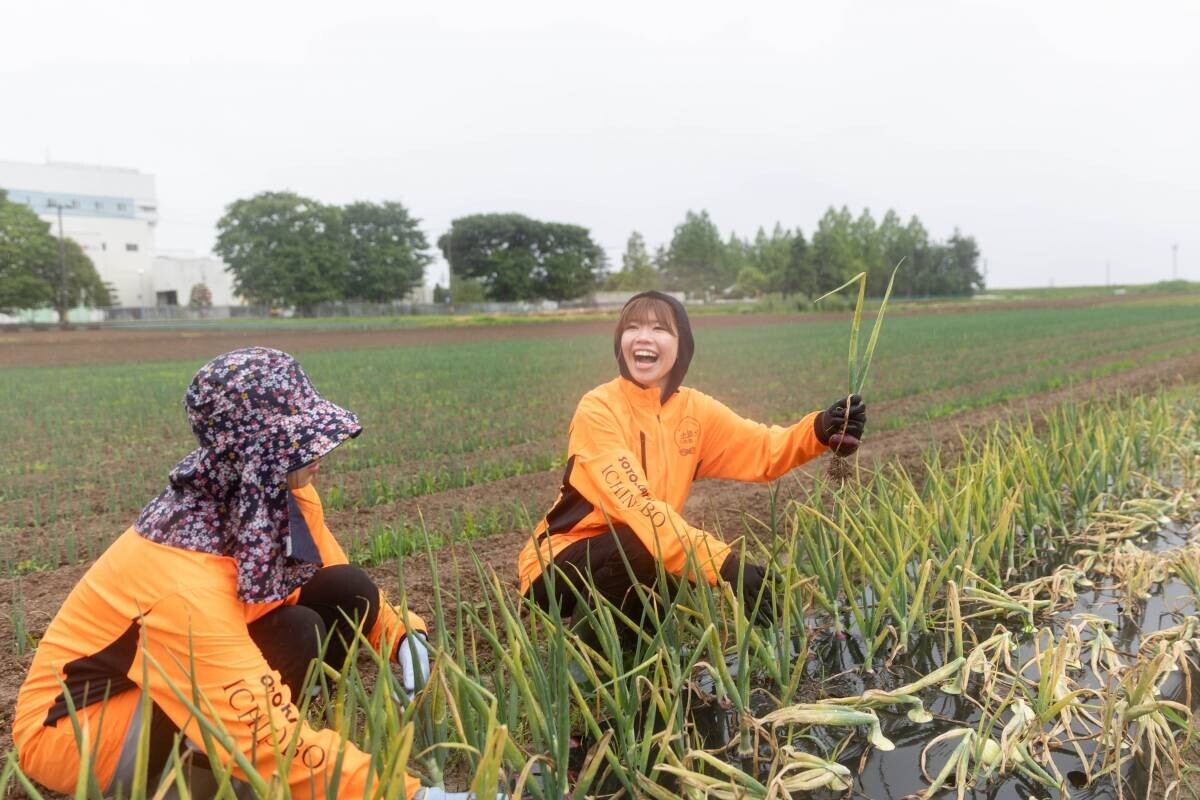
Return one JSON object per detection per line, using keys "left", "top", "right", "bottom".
{"left": 14, "top": 484, "right": 426, "bottom": 799}
{"left": 517, "top": 375, "right": 827, "bottom": 595}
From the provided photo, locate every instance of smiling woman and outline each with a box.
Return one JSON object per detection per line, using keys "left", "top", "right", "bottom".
{"left": 518, "top": 291, "right": 868, "bottom": 634}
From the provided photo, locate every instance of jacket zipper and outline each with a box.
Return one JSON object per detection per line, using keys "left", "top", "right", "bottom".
{"left": 639, "top": 431, "right": 647, "bottom": 474}
{"left": 657, "top": 414, "right": 669, "bottom": 483}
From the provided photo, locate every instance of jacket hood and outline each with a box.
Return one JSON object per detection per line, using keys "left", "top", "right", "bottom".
{"left": 614, "top": 290, "right": 694, "bottom": 404}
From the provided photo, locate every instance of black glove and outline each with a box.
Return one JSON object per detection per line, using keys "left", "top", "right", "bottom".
{"left": 814, "top": 394, "right": 867, "bottom": 455}
{"left": 719, "top": 554, "right": 775, "bottom": 626}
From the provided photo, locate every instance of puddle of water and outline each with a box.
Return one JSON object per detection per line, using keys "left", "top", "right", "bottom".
{"left": 679, "top": 522, "right": 1200, "bottom": 799}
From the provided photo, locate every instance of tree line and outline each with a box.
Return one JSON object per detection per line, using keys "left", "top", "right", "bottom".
{"left": 610, "top": 207, "right": 983, "bottom": 301}
{"left": 438, "top": 208, "right": 982, "bottom": 304}
{"left": 1, "top": 186, "right": 985, "bottom": 319}
{"left": 208, "top": 191, "right": 984, "bottom": 309}
{"left": 214, "top": 196, "right": 982, "bottom": 307}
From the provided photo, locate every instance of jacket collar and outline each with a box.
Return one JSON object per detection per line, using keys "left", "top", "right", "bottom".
{"left": 617, "top": 376, "right": 666, "bottom": 411}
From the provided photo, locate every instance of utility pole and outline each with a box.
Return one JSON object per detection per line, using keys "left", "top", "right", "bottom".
{"left": 1105, "top": 260, "right": 1111, "bottom": 287}
{"left": 46, "top": 199, "right": 69, "bottom": 329}
{"left": 1172, "top": 243, "right": 1179, "bottom": 281}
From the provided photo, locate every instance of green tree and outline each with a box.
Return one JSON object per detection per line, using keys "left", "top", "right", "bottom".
{"left": 750, "top": 223, "right": 796, "bottom": 294}
{"left": 734, "top": 265, "right": 769, "bottom": 297}
{"left": 944, "top": 229, "right": 985, "bottom": 295}
{"left": 874, "top": 209, "right": 906, "bottom": 291}
{"left": 778, "top": 228, "right": 813, "bottom": 298}
{"left": 0, "top": 192, "right": 108, "bottom": 324}
{"left": 450, "top": 276, "right": 487, "bottom": 303}
{"left": 661, "top": 210, "right": 725, "bottom": 297}
{"left": 341, "top": 201, "right": 432, "bottom": 302}
{"left": 0, "top": 189, "right": 56, "bottom": 313}
{"left": 808, "top": 206, "right": 860, "bottom": 295}
{"left": 901, "top": 216, "right": 933, "bottom": 297}
{"left": 437, "top": 214, "right": 603, "bottom": 301}
{"left": 721, "top": 232, "right": 752, "bottom": 292}
{"left": 606, "top": 231, "right": 660, "bottom": 291}
{"left": 850, "top": 209, "right": 882, "bottom": 286}
{"left": 47, "top": 239, "right": 111, "bottom": 324}
{"left": 214, "top": 192, "right": 347, "bottom": 314}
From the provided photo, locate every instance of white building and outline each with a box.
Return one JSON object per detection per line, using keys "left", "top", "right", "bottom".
{"left": 0, "top": 160, "right": 157, "bottom": 308}
{"left": 153, "top": 252, "right": 241, "bottom": 308}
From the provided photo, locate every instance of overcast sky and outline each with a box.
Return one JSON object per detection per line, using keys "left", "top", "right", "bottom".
{"left": 3, "top": 0, "right": 1196, "bottom": 288}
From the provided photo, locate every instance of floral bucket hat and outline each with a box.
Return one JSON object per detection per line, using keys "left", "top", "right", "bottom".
{"left": 136, "top": 347, "right": 362, "bottom": 602}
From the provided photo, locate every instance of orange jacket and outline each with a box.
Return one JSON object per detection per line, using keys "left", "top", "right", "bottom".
{"left": 14, "top": 484, "right": 425, "bottom": 799}
{"left": 518, "top": 377, "right": 827, "bottom": 595}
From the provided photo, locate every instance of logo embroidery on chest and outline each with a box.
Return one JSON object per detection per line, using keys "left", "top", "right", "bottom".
{"left": 675, "top": 416, "right": 701, "bottom": 456}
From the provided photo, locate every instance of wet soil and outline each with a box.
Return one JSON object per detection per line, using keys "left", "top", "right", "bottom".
{"left": 683, "top": 522, "right": 1200, "bottom": 799}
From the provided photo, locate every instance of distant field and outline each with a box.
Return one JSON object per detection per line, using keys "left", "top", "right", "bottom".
{"left": 1, "top": 296, "right": 1199, "bottom": 575}
{"left": 977, "top": 279, "right": 1199, "bottom": 301}
{"left": 11, "top": 281, "right": 1195, "bottom": 334}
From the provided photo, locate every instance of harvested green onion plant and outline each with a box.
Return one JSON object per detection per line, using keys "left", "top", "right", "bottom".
{"left": 813, "top": 260, "right": 902, "bottom": 481}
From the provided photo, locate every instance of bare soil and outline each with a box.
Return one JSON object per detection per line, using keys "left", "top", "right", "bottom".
{"left": 0, "top": 314, "right": 796, "bottom": 368}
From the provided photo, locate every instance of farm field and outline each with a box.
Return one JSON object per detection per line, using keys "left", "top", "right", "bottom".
{"left": 2, "top": 295, "right": 1199, "bottom": 575}
{"left": 2, "top": 293, "right": 1200, "bottom": 798}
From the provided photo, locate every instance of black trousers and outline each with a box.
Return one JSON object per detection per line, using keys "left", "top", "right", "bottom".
{"left": 527, "top": 526, "right": 766, "bottom": 629}
{"left": 138, "top": 564, "right": 381, "bottom": 779}
{"left": 248, "top": 563, "right": 381, "bottom": 691}
{"left": 527, "top": 526, "right": 663, "bottom": 623}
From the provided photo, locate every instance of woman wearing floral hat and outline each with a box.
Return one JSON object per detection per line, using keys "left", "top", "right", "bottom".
{"left": 13, "top": 347, "right": 492, "bottom": 800}
{"left": 518, "top": 291, "right": 866, "bottom": 627}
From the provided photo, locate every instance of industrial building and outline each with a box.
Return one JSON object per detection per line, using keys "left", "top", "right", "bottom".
{"left": 152, "top": 252, "right": 240, "bottom": 308}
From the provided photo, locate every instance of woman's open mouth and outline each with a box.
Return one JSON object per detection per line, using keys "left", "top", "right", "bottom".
{"left": 633, "top": 349, "right": 658, "bottom": 367}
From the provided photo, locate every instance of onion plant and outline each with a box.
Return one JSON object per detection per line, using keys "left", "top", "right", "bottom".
{"left": 813, "top": 260, "right": 902, "bottom": 477}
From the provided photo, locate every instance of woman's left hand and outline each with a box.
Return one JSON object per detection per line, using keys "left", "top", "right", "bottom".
{"left": 814, "top": 394, "right": 867, "bottom": 453}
